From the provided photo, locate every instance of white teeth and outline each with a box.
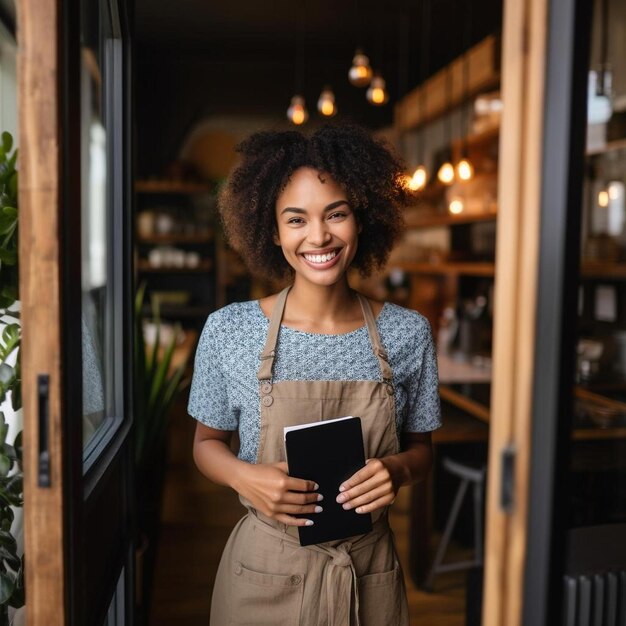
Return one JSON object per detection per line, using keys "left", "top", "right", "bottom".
{"left": 304, "top": 250, "right": 338, "bottom": 264}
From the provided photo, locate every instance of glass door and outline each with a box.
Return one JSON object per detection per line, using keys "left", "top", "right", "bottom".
{"left": 19, "top": 0, "right": 135, "bottom": 623}
{"left": 485, "top": 0, "right": 626, "bottom": 624}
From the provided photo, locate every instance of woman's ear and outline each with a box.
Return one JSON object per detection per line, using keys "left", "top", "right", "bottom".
{"left": 273, "top": 231, "right": 281, "bottom": 246}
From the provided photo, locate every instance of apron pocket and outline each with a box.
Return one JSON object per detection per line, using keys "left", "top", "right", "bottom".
{"left": 357, "top": 561, "right": 404, "bottom": 625}
{"left": 230, "top": 560, "right": 304, "bottom": 626}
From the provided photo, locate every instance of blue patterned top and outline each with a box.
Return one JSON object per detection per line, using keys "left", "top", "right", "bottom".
{"left": 188, "top": 299, "right": 442, "bottom": 463}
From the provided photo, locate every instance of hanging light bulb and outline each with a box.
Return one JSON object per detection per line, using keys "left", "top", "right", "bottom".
{"left": 456, "top": 157, "right": 474, "bottom": 181}
{"left": 448, "top": 197, "right": 464, "bottom": 214}
{"left": 366, "top": 74, "right": 389, "bottom": 105}
{"left": 598, "top": 189, "right": 609, "bottom": 207}
{"left": 287, "top": 95, "right": 309, "bottom": 125}
{"left": 410, "top": 165, "right": 428, "bottom": 191}
{"left": 317, "top": 86, "right": 337, "bottom": 117}
{"left": 437, "top": 159, "right": 455, "bottom": 185}
{"left": 349, "top": 49, "right": 373, "bottom": 87}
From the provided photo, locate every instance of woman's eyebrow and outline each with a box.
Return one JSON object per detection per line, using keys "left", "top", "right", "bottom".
{"left": 280, "top": 200, "right": 350, "bottom": 215}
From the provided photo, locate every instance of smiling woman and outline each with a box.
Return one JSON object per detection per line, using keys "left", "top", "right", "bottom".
{"left": 190, "top": 124, "right": 441, "bottom": 625}
{"left": 218, "top": 125, "right": 411, "bottom": 280}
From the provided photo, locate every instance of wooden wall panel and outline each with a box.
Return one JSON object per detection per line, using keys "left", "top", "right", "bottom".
{"left": 482, "top": 0, "right": 547, "bottom": 625}
{"left": 394, "top": 35, "right": 501, "bottom": 132}
{"left": 17, "top": 0, "right": 68, "bottom": 622}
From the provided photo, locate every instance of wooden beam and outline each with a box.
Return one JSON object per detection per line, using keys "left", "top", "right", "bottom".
{"left": 395, "top": 35, "right": 501, "bottom": 132}
{"left": 17, "top": 0, "right": 68, "bottom": 622}
{"left": 482, "top": 0, "right": 547, "bottom": 624}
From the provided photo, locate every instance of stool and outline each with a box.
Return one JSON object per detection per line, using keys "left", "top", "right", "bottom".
{"left": 424, "top": 456, "right": 486, "bottom": 592}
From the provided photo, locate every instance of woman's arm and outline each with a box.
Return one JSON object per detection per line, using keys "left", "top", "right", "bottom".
{"left": 335, "top": 432, "right": 433, "bottom": 514}
{"left": 193, "top": 422, "right": 323, "bottom": 526}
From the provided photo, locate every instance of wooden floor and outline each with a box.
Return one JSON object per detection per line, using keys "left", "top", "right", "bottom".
{"left": 149, "top": 399, "right": 468, "bottom": 625}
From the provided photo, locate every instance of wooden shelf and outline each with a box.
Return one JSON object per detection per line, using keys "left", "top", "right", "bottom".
{"left": 439, "top": 384, "right": 490, "bottom": 423}
{"left": 586, "top": 137, "right": 626, "bottom": 157}
{"left": 392, "top": 261, "right": 496, "bottom": 276}
{"left": 143, "top": 303, "right": 214, "bottom": 318}
{"left": 137, "top": 260, "right": 213, "bottom": 273}
{"left": 135, "top": 180, "right": 212, "bottom": 194}
{"left": 404, "top": 209, "right": 497, "bottom": 229}
{"left": 451, "top": 126, "right": 500, "bottom": 152}
{"left": 581, "top": 262, "right": 626, "bottom": 279}
{"left": 137, "top": 233, "right": 214, "bottom": 245}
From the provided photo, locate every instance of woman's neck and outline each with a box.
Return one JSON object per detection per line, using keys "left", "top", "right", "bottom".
{"left": 284, "top": 277, "right": 362, "bottom": 331}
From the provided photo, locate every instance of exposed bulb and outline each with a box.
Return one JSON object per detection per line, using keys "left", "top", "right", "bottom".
{"left": 456, "top": 158, "right": 474, "bottom": 181}
{"left": 348, "top": 49, "right": 373, "bottom": 87}
{"left": 449, "top": 197, "right": 464, "bottom": 214}
{"left": 598, "top": 190, "right": 609, "bottom": 207}
{"left": 410, "top": 165, "right": 428, "bottom": 191}
{"left": 437, "top": 161, "right": 455, "bottom": 185}
{"left": 317, "top": 86, "right": 337, "bottom": 117}
{"left": 287, "top": 95, "right": 309, "bottom": 125}
{"left": 366, "top": 75, "right": 389, "bottom": 105}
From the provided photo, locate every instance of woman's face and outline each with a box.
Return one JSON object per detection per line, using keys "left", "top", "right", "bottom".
{"left": 274, "top": 167, "right": 359, "bottom": 288}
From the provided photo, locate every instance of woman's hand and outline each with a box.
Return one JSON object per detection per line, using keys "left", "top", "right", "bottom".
{"left": 234, "top": 461, "right": 323, "bottom": 527}
{"left": 336, "top": 433, "right": 434, "bottom": 514}
{"left": 335, "top": 458, "right": 398, "bottom": 514}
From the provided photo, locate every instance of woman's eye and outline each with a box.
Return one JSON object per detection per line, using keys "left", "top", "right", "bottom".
{"left": 287, "top": 217, "right": 305, "bottom": 225}
{"left": 328, "top": 212, "right": 347, "bottom": 220}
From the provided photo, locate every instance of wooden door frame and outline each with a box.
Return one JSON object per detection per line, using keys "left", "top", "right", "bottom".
{"left": 19, "top": 0, "right": 69, "bottom": 620}
{"left": 484, "top": 0, "right": 591, "bottom": 624}
{"left": 19, "top": 0, "right": 136, "bottom": 623}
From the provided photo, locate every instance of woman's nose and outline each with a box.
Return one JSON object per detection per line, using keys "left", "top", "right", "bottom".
{"left": 307, "top": 220, "right": 331, "bottom": 246}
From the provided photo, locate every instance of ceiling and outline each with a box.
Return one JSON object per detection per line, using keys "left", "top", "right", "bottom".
{"left": 133, "top": 0, "right": 502, "bottom": 174}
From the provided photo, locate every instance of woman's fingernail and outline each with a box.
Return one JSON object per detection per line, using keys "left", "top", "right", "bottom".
{"left": 305, "top": 519, "right": 314, "bottom": 526}
{"left": 336, "top": 494, "right": 346, "bottom": 503}
{"left": 356, "top": 507, "right": 363, "bottom": 514}
{"left": 338, "top": 485, "right": 346, "bottom": 492}
{"left": 313, "top": 483, "right": 319, "bottom": 490}
{"left": 314, "top": 506, "right": 323, "bottom": 513}
{"left": 317, "top": 494, "right": 324, "bottom": 501}
{"left": 342, "top": 502, "right": 352, "bottom": 510}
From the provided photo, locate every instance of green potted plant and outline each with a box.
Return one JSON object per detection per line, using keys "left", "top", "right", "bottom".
{"left": 0, "top": 131, "right": 25, "bottom": 623}
{"left": 133, "top": 282, "right": 190, "bottom": 617}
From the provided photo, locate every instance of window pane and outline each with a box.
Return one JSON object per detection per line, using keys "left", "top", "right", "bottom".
{"left": 81, "top": 0, "right": 119, "bottom": 453}
{"left": 562, "top": 0, "right": 626, "bottom": 620}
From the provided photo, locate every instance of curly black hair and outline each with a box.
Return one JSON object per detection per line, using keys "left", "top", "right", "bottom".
{"left": 218, "top": 124, "right": 413, "bottom": 279}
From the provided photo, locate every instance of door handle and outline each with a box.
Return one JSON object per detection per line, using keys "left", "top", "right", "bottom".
{"left": 38, "top": 374, "right": 51, "bottom": 487}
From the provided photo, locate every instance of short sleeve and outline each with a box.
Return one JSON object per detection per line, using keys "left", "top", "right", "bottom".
{"left": 187, "top": 318, "right": 238, "bottom": 430}
{"left": 403, "top": 320, "right": 442, "bottom": 432}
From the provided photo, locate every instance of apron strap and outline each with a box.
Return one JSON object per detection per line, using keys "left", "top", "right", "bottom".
{"left": 356, "top": 293, "right": 394, "bottom": 384}
{"left": 258, "top": 285, "right": 291, "bottom": 381}
{"left": 257, "top": 286, "right": 393, "bottom": 386}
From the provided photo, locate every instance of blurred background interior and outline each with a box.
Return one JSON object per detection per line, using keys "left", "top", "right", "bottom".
{"left": 121, "top": 0, "right": 626, "bottom": 624}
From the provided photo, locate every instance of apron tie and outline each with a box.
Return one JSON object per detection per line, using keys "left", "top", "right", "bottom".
{"left": 317, "top": 541, "right": 360, "bottom": 626}
{"left": 247, "top": 510, "right": 391, "bottom": 626}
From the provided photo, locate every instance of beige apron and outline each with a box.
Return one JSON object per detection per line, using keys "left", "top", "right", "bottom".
{"left": 210, "top": 286, "right": 409, "bottom": 626}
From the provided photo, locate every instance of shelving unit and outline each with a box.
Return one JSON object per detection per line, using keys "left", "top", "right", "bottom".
{"left": 134, "top": 179, "right": 217, "bottom": 330}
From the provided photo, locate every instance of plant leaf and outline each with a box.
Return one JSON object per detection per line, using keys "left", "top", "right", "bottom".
{"left": 1, "top": 132, "right": 12, "bottom": 154}
{"left": 0, "top": 571, "right": 15, "bottom": 604}
{"left": 0, "top": 453, "right": 11, "bottom": 477}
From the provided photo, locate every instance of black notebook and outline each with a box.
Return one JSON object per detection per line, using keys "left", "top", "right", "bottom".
{"left": 284, "top": 416, "right": 373, "bottom": 546}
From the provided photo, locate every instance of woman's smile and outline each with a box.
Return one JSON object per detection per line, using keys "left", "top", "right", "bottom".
{"left": 275, "top": 167, "right": 359, "bottom": 287}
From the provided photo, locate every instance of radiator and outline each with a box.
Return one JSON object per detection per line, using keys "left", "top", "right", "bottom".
{"left": 563, "top": 571, "right": 626, "bottom": 626}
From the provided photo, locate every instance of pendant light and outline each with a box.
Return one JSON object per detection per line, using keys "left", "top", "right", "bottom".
{"left": 596, "top": 0, "right": 611, "bottom": 99}
{"left": 411, "top": 0, "right": 431, "bottom": 191}
{"left": 349, "top": 49, "right": 374, "bottom": 87}
{"left": 287, "top": 95, "right": 309, "bottom": 125}
{"left": 366, "top": 73, "right": 389, "bottom": 105}
{"left": 455, "top": 0, "right": 474, "bottom": 182}
{"left": 437, "top": 0, "right": 455, "bottom": 185}
{"left": 437, "top": 68, "right": 455, "bottom": 184}
{"left": 317, "top": 85, "right": 337, "bottom": 117}
{"left": 287, "top": 4, "right": 309, "bottom": 125}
